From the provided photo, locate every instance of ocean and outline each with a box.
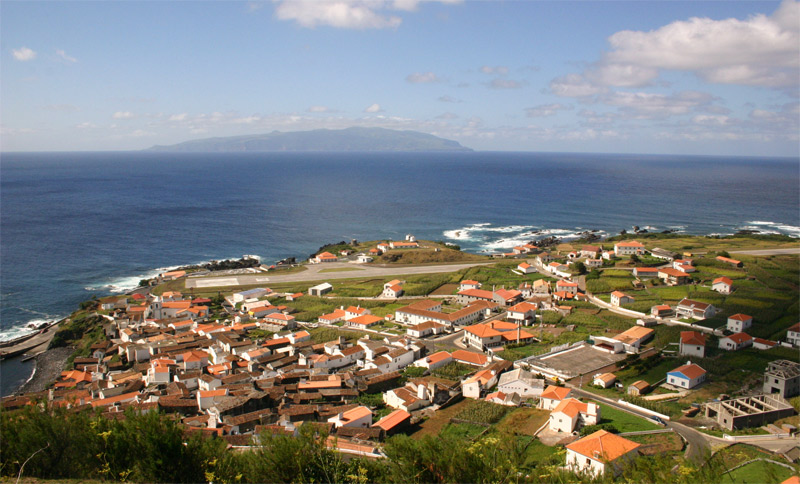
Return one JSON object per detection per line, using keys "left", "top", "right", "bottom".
{"left": 1, "top": 151, "right": 798, "bottom": 395}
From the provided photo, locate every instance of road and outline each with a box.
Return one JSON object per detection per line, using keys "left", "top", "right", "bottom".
{"left": 729, "top": 247, "right": 800, "bottom": 256}
{"left": 186, "top": 261, "right": 493, "bottom": 288}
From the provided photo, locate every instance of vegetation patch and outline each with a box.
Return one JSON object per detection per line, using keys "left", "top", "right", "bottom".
{"left": 453, "top": 400, "right": 511, "bottom": 424}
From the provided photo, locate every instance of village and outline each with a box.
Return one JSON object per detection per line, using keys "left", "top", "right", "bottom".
{"left": 3, "top": 235, "right": 799, "bottom": 480}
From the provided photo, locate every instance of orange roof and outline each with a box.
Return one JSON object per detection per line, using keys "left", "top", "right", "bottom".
{"left": 782, "top": 477, "right": 800, "bottom": 484}
{"left": 553, "top": 398, "right": 589, "bottom": 418}
{"left": 716, "top": 256, "right": 742, "bottom": 265}
{"left": 319, "top": 308, "right": 347, "bottom": 321}
{"left": 508, "top": 302, "right": 538, "bottom": 313}
{"left": 540, "top": 385, "right": 571, "bottom": 401}
{"left": 317, "top": 252, "right": 337, "bottom": 259}
{"left": 373, "top": 409, "right": 411, "bottom": 431}
{"left": 459, "top": 288, "right": 495, "bottom": 299}
{"left": 635, "top": 267, "right": 659, "bottom": 273}
{"left": 346, "top": 306, "right": 369, "bottom": 315}
{"left": 654, "top": 305, "right": 671, "bottom": 311}
{"left": 465, "top": 323, "right": 502, "bottom": 338}
{"left": 349, "top": 314, "right": 382, "bottom": 326}
{"left": 616, "top": 241, "right": 644, "bottom": 248}
{"left": 500, "top": 329, "right": 535, "bottom": 341}
{"left": 753, "top": 337, "right": 776, "bottom": 346}
{"left": 465, "top": 369, "right": 496, "bottom": 385}
{"left": 518, "top": 262, "right": 531, "bottom": 269}
{"left": 556, "top": 280, "right": 578, "bottom": 287}
{"left": 669, "top": 363, "right": 706, "bottom": 380}
{"left": 426, "top": 351, "right": 453, "bottom": 365}
{"left": 566, "top": 430, "right": 640, "bottom": 462}
{"left": 495, "top": 289, "right": 521, "bottom": 300}
{"left": 340, "top": 406, "right": 372, "bottom": 422}
{"left": 613, "top": 326, "right": 654, "bottom": 344}
{"left": 460, "top": 279, "right": 480, "bottom": 285}
{"left": 595, "top": 373, "right": 616, "bottom": 384}
{"left": 726, "top": 332, "right": 752, "bottom": 344}
{"left": 680, "top": 331, "right": 706, "bottom": 346}
{"left": 451, "top": 350, "right": 488, "bottom": 366}
{"left": 199, "top": 389, "right": 228, "bottom": 398}
{"left": 611, "top": 291, "right": 627, "bottom": 298}
{"left": 713, "top": 276, "right": 733, "bottom": 286}
{"left": 91, "top": 391, "right": 140, "bottom": 407}
{"left": 729, "top": 313, "right": 752, "bottom": 321}
{"left": 659, "top": 268, "right": 689, "bottom": 277}
{"left": 388, "top": 284, "right": 403, "bottom": 292}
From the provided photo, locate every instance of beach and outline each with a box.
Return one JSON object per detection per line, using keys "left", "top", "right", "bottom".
{"left": 15, "top": 347, "right": 74, "bottom": 394}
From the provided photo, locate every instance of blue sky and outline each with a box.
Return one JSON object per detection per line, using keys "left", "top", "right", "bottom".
{"left": 2, "top": 0, "right": 798, "bottom": 155}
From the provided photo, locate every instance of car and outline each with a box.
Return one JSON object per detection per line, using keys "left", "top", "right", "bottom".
{"left": 648, "top": 415, "right": 666, "bottom": 426}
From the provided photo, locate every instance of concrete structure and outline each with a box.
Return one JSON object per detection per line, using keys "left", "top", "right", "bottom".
{"left": 308, "top": 282, "right": 333, "bottom": 297}
{"left": 658, "top": 268, "right": 691, "bottom": 286}
{"left": 676, "top": 299, "right": 716, "bottom": 320}
{"left": 705, "top": 394, "right": 795, "bottom": 430}
{"left": 785, "top": 322, "right": 800, "bottom": 348}
{"left": 614, "top": 241, "right": 645, "bottom": 256}
{"left": 497, "top": 368, "right": 544, "bottom": 398}
{"left": 679, "top": 331, "right": 706, "bottom": 358}
{"left": 328, "top": 406, "right": 373, "bottom": 428}
{"left": 549, "top": 398, "right": 600, "bottom": 433}
{"left": 593, "top": 373, "right": 617, "bottom": 389}
{"left": 712, "top": 277, "right": 733, "bottom": 294}
{"left": 763, "top": 360, "right": 800, "bottom": 398}
{"left": 719, "top": 332, "right": 753, "bottom": 351}
{"left": 538, "top": 385, "right": 571, "bottom": 410}
{"left": 610, "top": 291, "right": 634, "bottom": 306}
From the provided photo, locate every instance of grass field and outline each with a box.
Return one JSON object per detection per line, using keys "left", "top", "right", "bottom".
{"left": 494, "top": 407, "right": 550, "bottom": 436}
{"left": 723, "top": 460, "right": 796, "bottom": 483}
{"left": 596, "top": 403, "right": 661, "bottom": 433}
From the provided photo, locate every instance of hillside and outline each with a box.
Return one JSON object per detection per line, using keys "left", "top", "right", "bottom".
{"left": 146, "top": 127, "right": 473, "bottom": 152}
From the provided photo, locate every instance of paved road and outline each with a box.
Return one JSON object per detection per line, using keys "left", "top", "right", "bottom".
{"left": 729, "top": 247, "right": 800, "bottom": 256}
{"left": 186, "top": 261, "right": 493, "bottom": 288}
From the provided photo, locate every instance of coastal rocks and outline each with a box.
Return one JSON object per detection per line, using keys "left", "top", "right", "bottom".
{"left": 17, "top": 346, "right": 74, "bottom": 394}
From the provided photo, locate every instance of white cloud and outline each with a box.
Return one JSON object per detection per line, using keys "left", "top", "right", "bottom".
{"left": 692, "top": 114, "right": 732, "bottom": 126}
{"left": 438, "top": 95, "right": 462, "bottom": 103}
{"left": 602, "top": 90, "right": 714, "bottom": 118}
{"left": 602, "top": 0, "right": 800, "bottom": 88}
{"left": 112, "top": 111, "right": 135, "bottom": 120}
{"left": 43, "top": 104, "right": 79, "bottom": 112}
{"left": 406, "top": 71, "right": 440, "bottom": 83}
{"left": 525, "top": 103, "right": 572, "bottom": 117}
{"left": 487, "top": 79, "right": 524, "bottom": 89}
{"left": 12, "top": 47, "right": 36, "bottom": 61}
{"left": 364, "top": 103, "right": 384, "bottom": 113}
{"left": 550, "top": 74, "right": 607, "bottom": 98}
{"left": 55, "top": 49, "right": 77, "bottom": 63}
{"left": 585, "top": 63, "right": 658, "bottom": 88}
{"left": 169, "top": 113, "right": 189, "bottom": 121}
{"left": 76, "top": 122, "right": 97, "bottom": 129}
{"left": 480, "top": 65, "right": 509, "bottom": 75}
{"left": 274, "top": 1, "right": 402, "bottom": 29}
{"left": 307, "top": 105, "right": 331, "bottom": 112}
{"left": 436, "top": 112, "right": 459, "bottom": 120}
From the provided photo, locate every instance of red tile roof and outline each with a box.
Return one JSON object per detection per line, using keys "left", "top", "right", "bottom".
{"left": 566, "top": 430, "right": 640, "bottom": 462}
{"left": 540, "top": 385, "right": 571, "bottom": 401}
{"left": 670, "top": 363, "right": 706, "bottom": 380}
{"left": 680, "top": 331, "right": 706, "bottom": 346}
{"left": 372, "top": 409, "right": 410, "bottom": 431}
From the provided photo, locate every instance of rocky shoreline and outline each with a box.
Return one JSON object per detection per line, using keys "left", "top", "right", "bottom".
{"left": 16, "top": 347, "right": 75, "bottom": 394}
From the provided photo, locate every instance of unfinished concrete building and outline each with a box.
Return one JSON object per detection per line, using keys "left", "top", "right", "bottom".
{"left": 763, "top": 360, "right": 800, "bottom": 399}
{"left": 705, "top": 394, "right": 795, "bottom": 431}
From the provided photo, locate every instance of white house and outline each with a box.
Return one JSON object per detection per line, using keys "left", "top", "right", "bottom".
{"left": 497, "top": 368, "right": 544, "bottom": 398}
{"left": 712, "top": 277, "right": 733, "bottom": 294}
{"left": 727, "top": 313, "right": 753, "bottom": 333}
{"left": 517, "top": 262, "right": 535, "bottom": 274}
{"left": 384, "top": 385, "right": 430, "bottom": 412}
{"left": 666, "top": 362, "right": 707, "bottom": 389}
{"left": 328, "top": 406, "right": 373, "bottom": 428}
{"left": 233, "top": 288, "right": 271, "bottom": 303}
{"left": 308, "top": 283, "right": 333, "bottom": 297}
{"left": 506, "top": 302, "right": 538, "bottom": 325}
{"left": 676, "top": 299, "right": 716, "bottom": 320}
{"left": 459, "top": 280, "right": 481, "bottom": 291}
{"left": 593, "top": 373, "right": 617, "bottom": 389}
{"left": 357, "top": 255, "right": 373, "bottom": 264}
{"left": 538, "top": 385, "right": 571, "bottom": 410}
{"left": 462, "top": 369, "right": 498, "bottom": 399}
{"left": 484, "top": 391, "right": 520, "bottom": 406}
{"left": 406, "top": 320, "right": 447, "bottom": 338}
{"left": 549, "top": 398, "right": 600, "bottom": 433}
{"left": 556, "top": 280, "right": 579, "bottom": 295}
{"left": 565, "top": 430, "right": 640, "bottom": 477}
{"left": 787, "top": 323, "right": 800, "bottom": 348}
{"left": 610, "top": 291, "right": 634, "bottom": 306}
{"left": 719, "top": 332, "right": 753, "bottom": 351}
{"left": 614, "top": 240, "right": 645, "bottom": 256}
{"left": 413, "top": 351, "right": 453, "bottom": 371}
{"left": 679, "top": 331, "right": 706, "bottom": 358}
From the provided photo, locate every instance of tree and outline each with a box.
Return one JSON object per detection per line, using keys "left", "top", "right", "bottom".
{"left": 573, "top": 261, "right": 587, "bottom": 275}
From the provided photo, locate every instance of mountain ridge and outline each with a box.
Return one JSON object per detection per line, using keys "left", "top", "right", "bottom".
{"left": 146, "top": 127, "right": 472, "bottom": 152}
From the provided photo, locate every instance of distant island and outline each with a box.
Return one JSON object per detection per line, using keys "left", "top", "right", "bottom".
{"left": 146, "top": 127, "right": 473, "bottom": 152}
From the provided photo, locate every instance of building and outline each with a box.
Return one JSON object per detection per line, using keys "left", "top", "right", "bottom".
{"left": 679, "top": 331, "right": 706, "bottom": 358}
{"left": 538, "top": 385, "right": 571, "bottom": 410}
{"left": 372, "top": 409, "right": 411, "bottom": 435}
{"left": 712, "top": 277, "right": 733, "bottom": 294}
{"left": 666, "top": 363, "right": 707, "bottom": 389}
{"left": 651, "top": 305, "right": 673, "bottom": 318}
{"left": 413, "top": 351, "right": 453, "bottom": 371}
{"left": 315, "top": 252, "right": 338, "bottom": 263}
{"left": 517, "top": 262, "right": 535, "bottom": 274}
{"left": 676, "top": 299, "right": 716, "bottom": 320}
{"left": 716, "top": 256, "right": 743, "bottom": 267}
{"left": 727, "top": 314, "right": 753, "bottom": 333}
{"left": 463, "top": 320, "right": 535, "bottom": 349}
{"left": 406, "top": 320, "right": 447, "bottom": 338}
{"left": 497, "top": 368, "right": 544, "bottom": 398}
{"left": 705, "top": 394, "right": 794, "bottom": 430}
{"left": 633, "top": 267, "right": 659, "bottom": 279}
{"left": 308, "top": 283, "right": 333, "bottom": 297}
{"left": 763, "top": 360, "right": 800, "bottom": 398}
{"left": 627, "top": 380, "right": 650, "bottom": 396}
{"left": 328, "top": 406, "right": 373, "bottom": 428}
{"left": 593, "top": 373, "right": 617, "bottom": 389}
{"left": 614, "top": 240, "right": 645, "bottom": 256}
{"left": 459, "top": 280, "right": 481, "bottom": 291}
{"left": 395, "top": 299, "right": 495, "bottom": 327}
{"left": 549, "top": 398, "right": 600, "bottom": 433}
{"left": 506, "top": 302, "right": 538, "bottom": 325}
{"left": 565, "top": 430, "right": 640, "bottom": 477}
{"left": 610, "top": 291, "right": 634, "bottom": 306}
{"left": 785, "top": 323, "right": 800, "bottom": 348}
{"left": 719, "top": 332, "right": 753, "bottom": 351}
{"left": 556, "top": 280, "right": 579, "bottom": 295}
{"left": 612, "top": 326, "right": 654, "bottom": 352}
{"left": 658, "top": 268, "right": 691, "bottom": 286}
{"left": 581, "top": 245, "right": 601, "bottom": 259}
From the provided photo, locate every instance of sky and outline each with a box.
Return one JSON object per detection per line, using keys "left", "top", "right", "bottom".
{"left": 1, "top": 0, "right": 798, "bottom": 156}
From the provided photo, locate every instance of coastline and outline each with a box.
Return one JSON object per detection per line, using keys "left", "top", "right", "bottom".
{"left": 15, "top": 347, "right": 74, "bottom": 394}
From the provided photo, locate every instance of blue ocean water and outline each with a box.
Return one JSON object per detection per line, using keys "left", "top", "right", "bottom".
{"left": 1, "top": 151, "right": 798, "bottom": 394}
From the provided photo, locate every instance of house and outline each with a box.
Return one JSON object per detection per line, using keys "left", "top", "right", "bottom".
{"left": 676, "top": 299, "right": 716, "bottom": 320}
{"left": 612, "top": 326, "right": 654, "bottom": 352}
{"left": 497, "top": 368, "right": 544, "bottom": 398}
{"left": 389, "top": 241, "right": 419, "bottom": 249}
{"left": 318, "top": 308, "right": 347, "bottom": 325}
{"left": 493, "top": 289, "right": 523, "bottom": 306}
{"left": 249, "top": 305, "right": 280, "bottom": 319}
{"left": 633, "top": 267, "right": 659, "bottom": 279}
{"left": 285, "top": 292, "right": 304, "bottom": 301}
{"left": 308, "top": 283, "right": 333, "bottom": 297}
{"left": 546, "top": 262, "right": 571, "bottom": 278}
{"left": 536, "top": 252, "right": 554, "bottom": 265}
{"left": 506, "top": 302, "right": 538, "bottom": 325}
{"left": 627, "top": 380, "right": 650, "bottom": 396}
{"left": 484, "top": 391, "right": 520, "bottom": 406}
{"left": 372, "top": 409, "right": 411, "bottom": 435}
{"left": 462, "top": 368, "right": 499, "bottom": 399}
{"left": 384, "top": 385, "right": 430, "bottom": 412}
{"left": 549, "top": 398, "right": 600, "bottom": 433}
{"left": 382, "top": 283, "right": 404, "bottom": 298}
{"left": 565, "top": 430, "right": 640, "bottom": 477}
{"left": 614, "top": 240, "right": 645, "bottom": 256}
{"left": 463, "top": 320, "right": 535, "bottom": 349}
{"left": 538, "top": 385, "right": 571, "bottom": 410}
{"left": 585, "top": 258, "right": 602, "bottom": 268}
{"left": 679, "top": 331, "right": 706, "bottom": 358}
{"left": 593, "top": 373, "right": 617, "bottom": 389}
{"left": 651, "top": 305, "right": 673, "bottom": 318}
{"left": 233, "top": 288, "right": 271, "bottom": 303}
{"left": 314, "top": 252, "right": 338, "bottom": 263}
{"left": 346, "top": 314, "right": 382, "bottom": 329}
{"left": 649, "top": 248, "right": 678, "bottom": 261}
{"left": 667, "top": 362, "right": 707, "bottom": 389}
{"left": 406, "top": 320, "right": 447, "bottom": 338}
{"left": 451, "top": 349, "right": 489, "bottom": 367}
{"left": 673, "top": 259, "right": 695, "bottom": 272}
{"left": 716, "top": 256, "right": 743, "bottom": 267}
{"left": 517, "top": 262, "right": 535, "bottom": 274}
{"left": 328, "top": 406, "right": 373, "bottom": 428}
{"left": 786, "top": 323, "right": 800, "bottom": 348}
{"left": 396, "top": 299, "right": 495, "bottom": 327}
{"left": 763, "top": 360, "right": 800, "bottom": 399}
{"left": 610, "top": 291, "right": 634, "bottom": 307}
{"left": 719, "top": 332, "right": 753, "bottom": 351}
{"left": 262, "top": 313, "right": 296, "bottom": 330}
{"left": 556, "top": 280, "right": 579, "bottom": 295}
{"left": 658, "top": 268, "right": 691, "bottom": 286}
{"left": 581, "top": 245, "right": 601, "bottom": 259}
{"left": 459, "top": 280, "right": 481, "bottom": 291}
{"left": 753, "top": 338, "right": 778, "bottom": 350}
{"left": 712, "top": 277, "right": 733, "bottom": 294}
{"left": 413, "top": 351, "right": 453, "bottom": 371}
{"left": 727, "top": 314, "right": 753, "bottom": 333}
{"left": 357, "top": 255, "right": 373, "bottom": 263}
